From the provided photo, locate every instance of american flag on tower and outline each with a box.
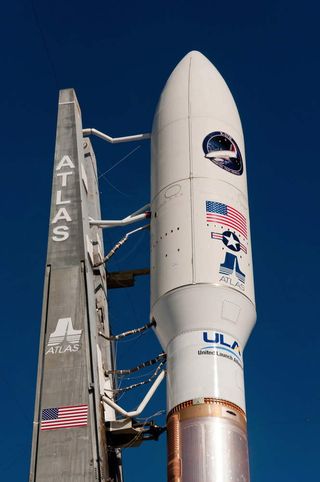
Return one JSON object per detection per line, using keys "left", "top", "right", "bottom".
{"left": 40, "top": 404, "right": 88, "bottom": 431}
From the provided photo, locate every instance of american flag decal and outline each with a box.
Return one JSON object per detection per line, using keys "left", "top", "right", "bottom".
{"left": 206, "top": 201, "right": 247, "bottom": 239}
{"left": 40, "top": 404, "right": 88, "bottom": 431}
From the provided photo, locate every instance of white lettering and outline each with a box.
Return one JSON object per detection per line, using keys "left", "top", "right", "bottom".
{"left": 57, "top": 171, "right": 73, "bottom": 187}
{"left": 56, "top": 190, "right": 71, "bottom": 205}
{"left": 52, "top": 207, "right": 72, "bottom": 224}
{"left": 51, "top": 155, "right": 75, "bottom": 243}
{"left": 219, "top": 276, "right": 245, "bottom": 291}
{"left": 56, "top": 155, "right": 75, "bottom": 171}
{"left": 52, "top": 226, "right": 69, "bottom": 242}
{"left": 45, "top": 344, "right": 80, "bottom": 355}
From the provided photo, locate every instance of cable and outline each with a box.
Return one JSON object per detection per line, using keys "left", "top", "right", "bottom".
{"left": 136, "top": 409, "right": 166, "bottom": 422}
{"left": 100, "top": 175, "right": 132, "bottom": 198}
{"left": 29, "top": 1, "right": 60, "bottom": 89}
{"left": 95, "top": 224, "right": 150, "bottom": 267}
{"left": 105, "top": 353, "right": 166, "bottom": 376}
{"left": 104, "top": 360, "right": 166, "bottom": 394}
{"left": 98, "top": 145, "right": 141, "bottom": 178}
{"left": 99, "top": 319, "right": 155, "bottom": 341}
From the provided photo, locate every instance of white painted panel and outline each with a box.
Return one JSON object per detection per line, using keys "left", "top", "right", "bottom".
{"left": 152, "top": 53, "right": 189, "bottom": 132}
{"left": 188, "top": 51, "right": 241, "bottom": 126}
{"left": 151, "top": 118, "right": 190, "bottom": 201}
{"left": 192, "top": 178, "right": 255, "bottom": 304}
{"left": 167, "top": 331, "right": 246, "bottom": 412}
{"left": 152, "top": 284, "right": 256, "bottom": 350}
{"left": 151, "top": 179, "right": 193, "bottom": 305}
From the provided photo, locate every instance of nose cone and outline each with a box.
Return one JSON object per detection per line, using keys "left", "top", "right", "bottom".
{"left": 152, "top": 50, "right": 242, "bottom": 137}
{"left": 151, "top": 51, "right": 246, "bottom": 199}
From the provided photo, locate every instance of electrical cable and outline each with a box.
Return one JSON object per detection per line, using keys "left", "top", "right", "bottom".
{"left": 105, "top": 353, "right": 166, "bottom": 376}
{"left": 95, "top": 224, "right": 150, "bottom": 267}
{"left": 99, "top": 319, "right": 155, "bottom": 341}
{"left": 104, "top": 360, "right": 166, "bottom": 394}
{"left": 98, "top": 145, "right": 141, "bottom": 178}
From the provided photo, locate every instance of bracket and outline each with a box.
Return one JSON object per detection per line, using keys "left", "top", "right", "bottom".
{"left": 102, "top": 370, "right": 166, "bottom": 419}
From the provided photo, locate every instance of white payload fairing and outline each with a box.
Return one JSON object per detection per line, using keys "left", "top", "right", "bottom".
{"left": 151, "top": 51, "right": 256, "bottom": 481}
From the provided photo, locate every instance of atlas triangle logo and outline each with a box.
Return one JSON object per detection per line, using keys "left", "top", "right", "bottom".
{"left": 48, "top": 318, "right": 82, "bottom": 347}
{"left": 219, "top": 253, "right": 245, "bottom": 283}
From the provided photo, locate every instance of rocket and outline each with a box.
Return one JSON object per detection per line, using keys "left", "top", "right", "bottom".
{"left": 150, "top": 51, "right": 256, "bottom": 481}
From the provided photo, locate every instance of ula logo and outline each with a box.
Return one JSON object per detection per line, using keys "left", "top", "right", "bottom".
{"left": 199, "top": 332, "right": 243, "bottom": 366}
{"left": 203, "top": 332, "right": 241, "bottom": 356}
{"left": 46, "top": 317, "right": 82, "bottom": 355}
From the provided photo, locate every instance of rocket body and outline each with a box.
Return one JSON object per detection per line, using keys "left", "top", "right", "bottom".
{"left": 150, "top": 52, "right": 256, "bottom": 481}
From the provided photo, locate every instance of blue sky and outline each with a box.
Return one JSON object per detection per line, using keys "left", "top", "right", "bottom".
{"left": 1, "top": 1, "right": 319, "bottom": 480}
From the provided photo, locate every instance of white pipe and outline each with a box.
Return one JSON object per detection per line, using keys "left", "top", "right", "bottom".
{"left": 90, "top": 203, "right": 151, "bottom": 228}
{"left": 82, "top": 128, "right": 151, "bottom": 144}
{"left": 124, "top": 203, "right": 150, "bottom": 219}
{"left": 90, "top": 212, "right": 148, "bottom": 228}
{"left": 125, "top": 224, "right": 150, "bottom": 237}
{"left": 99, "top": 224, "right": 150, "bottom": 265}
{"left": 102, "top": 370, "right": 166, "bottom": 419}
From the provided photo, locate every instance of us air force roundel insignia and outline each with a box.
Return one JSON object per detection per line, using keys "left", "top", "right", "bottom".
{"left": 211, "top": 230, "right": 247, "bottom": 254}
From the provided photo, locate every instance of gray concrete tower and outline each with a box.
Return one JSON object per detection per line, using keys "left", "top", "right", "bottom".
{"left": 29, "top": 89, "right": 121, "bottom": 482}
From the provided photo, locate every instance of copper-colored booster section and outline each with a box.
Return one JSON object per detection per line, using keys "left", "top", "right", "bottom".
{"left": 167, "top": 412, "right": 182, "bottom": 481}
{"left": 167, "top": 399, "right": 250, "bottom": 482}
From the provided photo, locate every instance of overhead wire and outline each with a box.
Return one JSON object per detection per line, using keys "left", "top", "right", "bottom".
{"left": 29, "top": 1, "right": 60, "bottom": 89}
{"left": 99, "top": 145, "right": 141, "bottom": 178}
{"left": 100, "top": 175, "right": 132, "bottom": 198}
{"left": 98, "top": 145, "right": 142, "bottom": 198}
